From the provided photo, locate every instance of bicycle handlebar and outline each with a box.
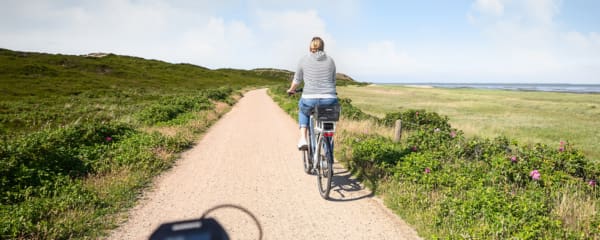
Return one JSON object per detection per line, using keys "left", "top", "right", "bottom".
{"left": 287, "top": 88, "right": 303, "bottom": 96}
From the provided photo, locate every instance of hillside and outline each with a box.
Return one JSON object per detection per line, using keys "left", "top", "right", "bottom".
{"left": 0, "top": 48, "right": 292, "bottom": 239}
{"left": 0, "top": 48, "right": 291, "bottom": 135}
{"left": 0, "top": 49, "right": 363, "bottom": 135}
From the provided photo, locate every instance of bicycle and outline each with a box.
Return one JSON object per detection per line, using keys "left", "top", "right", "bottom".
{"left": 307, "top": 103, "right": 340, "bottom": 199}
{"left": 289, "top": 89, "right": 341, "bottom": 199}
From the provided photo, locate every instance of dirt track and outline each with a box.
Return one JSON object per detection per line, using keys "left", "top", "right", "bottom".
{"left": 108, "top": 89, "right": 421, "bottom": 239}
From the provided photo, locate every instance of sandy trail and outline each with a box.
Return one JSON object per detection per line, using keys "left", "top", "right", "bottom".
{"left": 108, "top": 89, "right": 421, "bottom": 240}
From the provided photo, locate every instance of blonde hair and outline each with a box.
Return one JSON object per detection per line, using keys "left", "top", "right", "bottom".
{"left": 310, "top": 37, "right": 324, "bottom": 52}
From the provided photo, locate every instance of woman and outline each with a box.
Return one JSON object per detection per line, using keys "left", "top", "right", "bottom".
{"left": 287, "top": 36, "right": 338, "bottom": 150}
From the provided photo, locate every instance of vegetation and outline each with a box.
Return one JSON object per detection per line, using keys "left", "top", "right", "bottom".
{"left": 269, "top": 84, "right": 599, "bottom": 239}
{"left": 338, "top": 84, "right": 600, "bottom": 161}
{"left": 0, "top": 48, "right": 290, "bottom": 239}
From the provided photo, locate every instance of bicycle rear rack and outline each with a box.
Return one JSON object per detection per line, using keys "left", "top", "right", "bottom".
{"left": 315, "top": 120, "right": 336, "bottom": 134}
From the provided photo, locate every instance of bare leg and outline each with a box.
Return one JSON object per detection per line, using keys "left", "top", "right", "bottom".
{"left": 299, "top": 127, "right": 307, "bottom": 142}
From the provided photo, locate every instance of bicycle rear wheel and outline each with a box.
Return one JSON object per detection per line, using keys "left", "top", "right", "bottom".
{"left": 316, "top": 136, "right": 333, "bottom": 199}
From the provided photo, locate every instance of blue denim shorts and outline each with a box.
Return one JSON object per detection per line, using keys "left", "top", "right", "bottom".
{"left": 298, "top": 98, "right": 339, "bottom": 128}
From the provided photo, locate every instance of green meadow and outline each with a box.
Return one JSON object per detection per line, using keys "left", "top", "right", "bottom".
{"left": 338, "top": 84, "right": 600, "bottom": 161}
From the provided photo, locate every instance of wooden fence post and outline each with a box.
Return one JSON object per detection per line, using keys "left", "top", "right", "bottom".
{"left": 394, "top": 119, "right": 402, "bottom": 142}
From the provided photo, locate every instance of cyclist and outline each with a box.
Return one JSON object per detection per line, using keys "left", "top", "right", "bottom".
{"left": 287, "top": 36, "right": 338, "bottom": 150}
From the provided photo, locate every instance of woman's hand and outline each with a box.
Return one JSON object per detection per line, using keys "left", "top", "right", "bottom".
{"left": 286, "top": 88, "right": 296, "bottom": 95}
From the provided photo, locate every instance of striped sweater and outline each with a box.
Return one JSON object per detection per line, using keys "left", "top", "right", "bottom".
{"left": 292, "top": 51, "right": 337, "bottom": 98}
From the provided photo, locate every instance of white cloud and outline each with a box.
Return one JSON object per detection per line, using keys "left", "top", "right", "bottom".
{"left": 474, "top": 0, "right": 505, "bottom": 17}
{"left": 464, "top": 0, "right": 599, "bottom": 83}
{"left": 525, "top": 0, "right": 560, "bottom": 25}
{"left": 0, "top": 0, "right": 175, "bottom": 55}
{"left": 337, "top": 41, "right": 418, "bottom": 77}
{"left": 255, "top": 9, "right": 333, "bottom": 69}
{"left": 172, "top": 17, "right": 258, "bottom": 68}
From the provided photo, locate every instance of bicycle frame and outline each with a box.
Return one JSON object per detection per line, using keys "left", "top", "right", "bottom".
{"left": 309, "top": 117, "right": 336, "bottom": 165}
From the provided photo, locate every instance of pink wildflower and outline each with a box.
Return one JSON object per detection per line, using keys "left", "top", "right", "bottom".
{"left": 416, "top": 111, "right": 419, "bottom": 117}
{"left": 510, "top": 156, "right": 517, "bottom": 163}
{"left": 589, "top": 180, "right": 596, "bottom": 187}
{"left": 559, "top": 147, "right": 564, "bottom": 152}
{"left": 411, "top": 146, "right": 418, "bottom": 152}
{"left": 450, "top": 131, "right": 457, "bottom": 138}
{"left": 560, "top": 141, "right": 565, "bottom": 146}
{"left": 425, "top": 168, "right": 431, "bottom": 174}
{"left": 530, "top": 169, "right": 541, "bottom": 180}
{"left": 105, "top": 136, "right": 112, "bottom": 142}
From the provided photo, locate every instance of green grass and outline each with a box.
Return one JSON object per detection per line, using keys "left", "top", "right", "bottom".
{"left": 0, "top": 48, "right": 287, "bottom": 136}
{"left": 338, "top": 84, "right": 600, "bottom": 161}
{"left": 0, "top": 48, "right": 291, "bottom": 239}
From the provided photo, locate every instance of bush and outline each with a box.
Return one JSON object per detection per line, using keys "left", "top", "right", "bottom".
{"left": 339, "top": 98, "right": 373, "bottom": 121}
{"left": 337, "top": 106, "right": 598, "bottom": 238}
{"left": 0, "top": 122, "right": 133, "bottom": 205}
{"left": 137, "top": 95, "right": 213, "bottom": 124}
{"left": 201, "top": 87, "right": 233, "bottom": 101}
{"left": 379, "top": 109, "right": 451, "bottom": 131}
{"left": 348, "top": 136, "right": 404, "bottom": 179}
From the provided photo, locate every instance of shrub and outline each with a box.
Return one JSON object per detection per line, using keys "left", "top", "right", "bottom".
{"left": 347, "top": 135, "right": 405, "bottom": 179}
{"left": 137, "top": 95, "right": 213, "bottom": 124}
{"left": 339, "top": 98, "right": 373, "bottom": 121}
{"left": 0, "top": 122, "right": 133, "bottom": 204}
{"left": 201, "top": 87, "right": 233, "bottom": 101}
{"left": 379, "top": 109, "right": 451, "bottom": 131}
{"left": 335, "top": 103, "right": 598, "bottom": 238}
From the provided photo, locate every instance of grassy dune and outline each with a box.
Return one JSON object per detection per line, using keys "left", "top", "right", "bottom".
{"left": 338, "top": 84, "right": 600, "bottom": 161}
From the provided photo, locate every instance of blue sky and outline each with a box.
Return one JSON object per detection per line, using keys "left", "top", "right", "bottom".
{"left": 1, "top": 0, "right": 599, "bottom": 83}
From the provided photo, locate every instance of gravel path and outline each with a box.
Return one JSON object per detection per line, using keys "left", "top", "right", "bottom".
{"left": 108, "top": 88, "right": 421, "bottom": 240}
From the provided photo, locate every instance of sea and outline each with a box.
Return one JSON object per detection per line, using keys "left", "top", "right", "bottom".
{"left": 381, "top": 83, "right": 600, "bottom": 94}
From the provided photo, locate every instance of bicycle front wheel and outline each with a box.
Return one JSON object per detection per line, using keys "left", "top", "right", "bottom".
{"left": 316, "top": 136, "right": 333, "bottom": 199}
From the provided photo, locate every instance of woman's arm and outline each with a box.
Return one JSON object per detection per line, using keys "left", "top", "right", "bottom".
{"left": 287, "top": 81, "right": 300, "bottom": 94}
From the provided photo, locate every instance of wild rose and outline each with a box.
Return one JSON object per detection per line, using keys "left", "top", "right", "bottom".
{"left": 589, "top": 180, "right": 597, "bottom": 187}
{"left": 425, "top": 168, "right": 431, "bottom": 174}
{"left": 105, "top": 136, "right": 112, "bottom": 142}
{"left": 530, "top": 169, "right": 541, "bottom": 180}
